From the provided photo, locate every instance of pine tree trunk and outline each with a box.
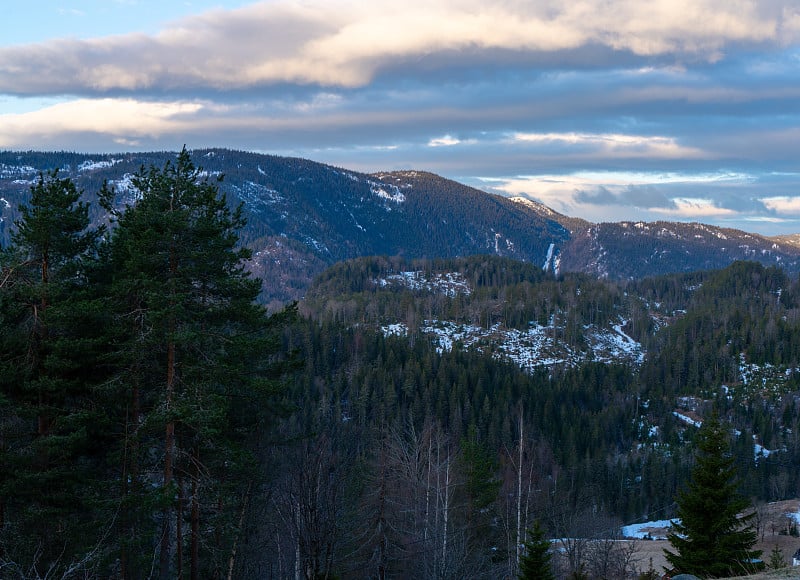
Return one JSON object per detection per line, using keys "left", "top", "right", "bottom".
{"left": 516, "top": 407, "right": 523, "bottom": 573}
{"left": 159, "top": 335, "right": 177, "bottom": 579}
{"left": 227, "top": 481, "right": 252, "bottom": 580}
{"left": 177, "top": 476, "right": 184, "bottom": 579}
{"left": 191, "top": 448, "right": 200, "bottom": 580}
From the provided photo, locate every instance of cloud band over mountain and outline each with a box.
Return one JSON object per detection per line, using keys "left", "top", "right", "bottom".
{"left": 0, "top": 0, "right": 799, "bottom": 233}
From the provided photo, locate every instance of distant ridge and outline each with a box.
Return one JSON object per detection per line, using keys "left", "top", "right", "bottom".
{"left": 1, "top": 148, "right": 798, "bottom": 305}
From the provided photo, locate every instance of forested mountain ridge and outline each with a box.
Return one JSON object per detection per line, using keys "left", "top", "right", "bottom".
{"left": 0, "top": 150, "right": 568, "bottom": 307}
{"left": 273, "top": 256, "right": 800, "bottom": 576}
{"left": 2, "top": 148, "right": 799, "bottom": 307}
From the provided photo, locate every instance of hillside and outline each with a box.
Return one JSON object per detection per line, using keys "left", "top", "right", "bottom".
{"left": 276, "top": 256, "right": 800, "bottom": 576}
{"left": 2, "top": 149, "right": 799, "bottom": 306}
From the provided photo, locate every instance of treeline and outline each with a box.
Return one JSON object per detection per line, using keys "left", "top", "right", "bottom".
{"left": 256, "top": 255, "right": 800, "bottom": 577}
{"left": 0, "top": 150, "right": 294, "bottom": 578}
{"left": 258, "top": 318, "right": 660, "bottom": 578}
{"left": 304, "top": 255, "right": 643, "bottom": 338}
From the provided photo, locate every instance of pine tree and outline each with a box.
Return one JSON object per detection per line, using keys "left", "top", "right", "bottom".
{"left": 518, "top": 520, "right": 554, "bottom": 580}
{"left": 664, "top": 413, "right": 761, "bottom": 577}
{"left": 0, "top": 170, "right": 108, "bottom": 574}
{"left": 101, "top": 148, "right": 291, "bottom": 579}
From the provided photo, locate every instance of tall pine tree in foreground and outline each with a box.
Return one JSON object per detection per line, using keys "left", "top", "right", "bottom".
{"left": 100, "top": 148, "right": 293, "bottom": 579}
{"left": 665, "top": 413, "right": 761, "bottom": 578}
{"left": 0, "top": 170, "right": 108, "bottom": 574}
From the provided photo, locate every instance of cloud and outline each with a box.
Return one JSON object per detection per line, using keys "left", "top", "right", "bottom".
{"left": 762, "top": 196, "right": 800, "bottom": 215}
{"left": 509, "top": 132, "right": 706, "bottom": 159}
{"left": 0, "top": 0, "right": 798, "bottom": 95}
{"left": 650, "top": 197, "right": 738, "bottom": 218}
{"left": 427, "top": 134, "right": 479, "bottom": 147}
{"left": 575, "top": 184, "right": 676, "bottom": 208}
{"left": 0, "top": 98, "right": 205, "bottom": 148}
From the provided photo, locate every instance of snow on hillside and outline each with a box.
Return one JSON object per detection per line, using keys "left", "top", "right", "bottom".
{"left": 416, "top": 317, "right": 644, "bottom": 370}
{"left": 376, "top": 271, "right": 472, "bottom": 297}
{"left": 0, "top": 164, "right": 37, "bottom": 178}
{"left": 232, "top": 181, "right": 284, "bottom": 214}
{"left": 109, "top": 174, "right": 141, "bottom": 204}
{"left": 368, "top": 180, "right": 406, "bottom": 205}
{"left": 78, "top": 159, "right": 121, "bottom": 172}
{"left": 584, "top": 319, "right": 645, "bottom": 364}
{"left": 510, "top": 195, "right": 555, "bottom": 216}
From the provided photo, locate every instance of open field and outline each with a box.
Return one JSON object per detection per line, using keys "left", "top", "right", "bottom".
{"left": 621, "top": 499, "right": 800, "bottom": 577}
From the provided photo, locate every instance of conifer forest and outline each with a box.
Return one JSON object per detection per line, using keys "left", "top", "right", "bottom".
{"left": 2, "top": 152, "right": 800, "bottom": 579}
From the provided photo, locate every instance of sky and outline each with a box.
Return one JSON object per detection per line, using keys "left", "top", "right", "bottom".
{"left": 1, "top": 1, "right": 800, "bottom": 234}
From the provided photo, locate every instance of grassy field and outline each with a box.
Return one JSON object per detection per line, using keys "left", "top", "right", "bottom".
{"left": 623, "top": 499, "right": 800, "bottom": 577}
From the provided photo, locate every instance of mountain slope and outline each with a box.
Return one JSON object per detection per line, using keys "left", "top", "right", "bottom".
{"left": 1, "top": 148, "right": 798, "bottom": 304}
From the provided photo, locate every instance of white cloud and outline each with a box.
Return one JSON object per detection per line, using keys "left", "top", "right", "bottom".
{"left": 0, "top": 0, "right": 798, "bottom": 94}
{"left": 428, "top": 135, "right": 462, "bottom": 147}
{"left": 651, "top": 197, "right": 737, "bottom": 218}
{"left": 428, "top": 134, "right": 478, "bottom": 147}
{"left": 0, "top": 98, "right": 204, "bottom": 147}
{"left": 762, "top": 196, "right": 800, "bottom": 215}
{"left": 509, "top": 132, "right": 707, "bottom": 159}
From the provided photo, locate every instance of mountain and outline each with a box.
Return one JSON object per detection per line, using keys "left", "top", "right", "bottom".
{"left": 1, "top": 148, "right": 798, "bottom": 305}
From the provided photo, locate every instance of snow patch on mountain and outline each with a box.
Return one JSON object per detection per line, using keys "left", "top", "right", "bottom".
{"left": 419, "top": 316, "right": 644, "bottom": 370}
{"left": 510, "top": 196, "right": 555, "bottom": 216}
{"left": 381, "top": 323, "right": 408, "bottom": 337}
{"left": 233, "top": 181, "right": 284, "bottom": 213}
{"left": 109, "top": 174, "right": 141, "bottom": 204}
{"left": 0, "top": 164, "right": 37, "bottom": 179}
{"left": 78, "top": 159, "right": 121, "bottom": 172}
{"left": 584, "top": 319, "right": 645, "bottom": 364}
{"left": 368, "top": 180, "right": 406, "bottom": 205}
{"left": 377, "top": 271, "right": 471, "bottom": 297}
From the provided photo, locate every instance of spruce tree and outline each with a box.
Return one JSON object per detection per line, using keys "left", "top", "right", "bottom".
{"left": 519, "top": 520, "right": 554, "bottom": 580}
{"left": 664, "top": 413, "right": 761, "bottom": 577}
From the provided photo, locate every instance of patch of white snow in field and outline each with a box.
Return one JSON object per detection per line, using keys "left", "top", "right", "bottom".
{"left": 621, "top": 519, "right": 678, "bottom": 540}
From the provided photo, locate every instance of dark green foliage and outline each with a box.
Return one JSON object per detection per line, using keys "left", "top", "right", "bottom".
{"left": 0, "top": 170, "right": 107, "bottom": 574}
{"left": 99, "top": 148, "right": 291, "bottom": 578}
{"left": 768, "top": 545, "right": 786, "bottom": 569}
{"left": 6, "top": 152, "right": 800, "bottom": 577}
{"left": 0, "top": 154, "right": 295, "bottom": 577}
{"left": 519, "top": 520, "right": 554, "bottom": 580}
{"left": 665, "top": 414, "right": 761, "bottom": 577}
